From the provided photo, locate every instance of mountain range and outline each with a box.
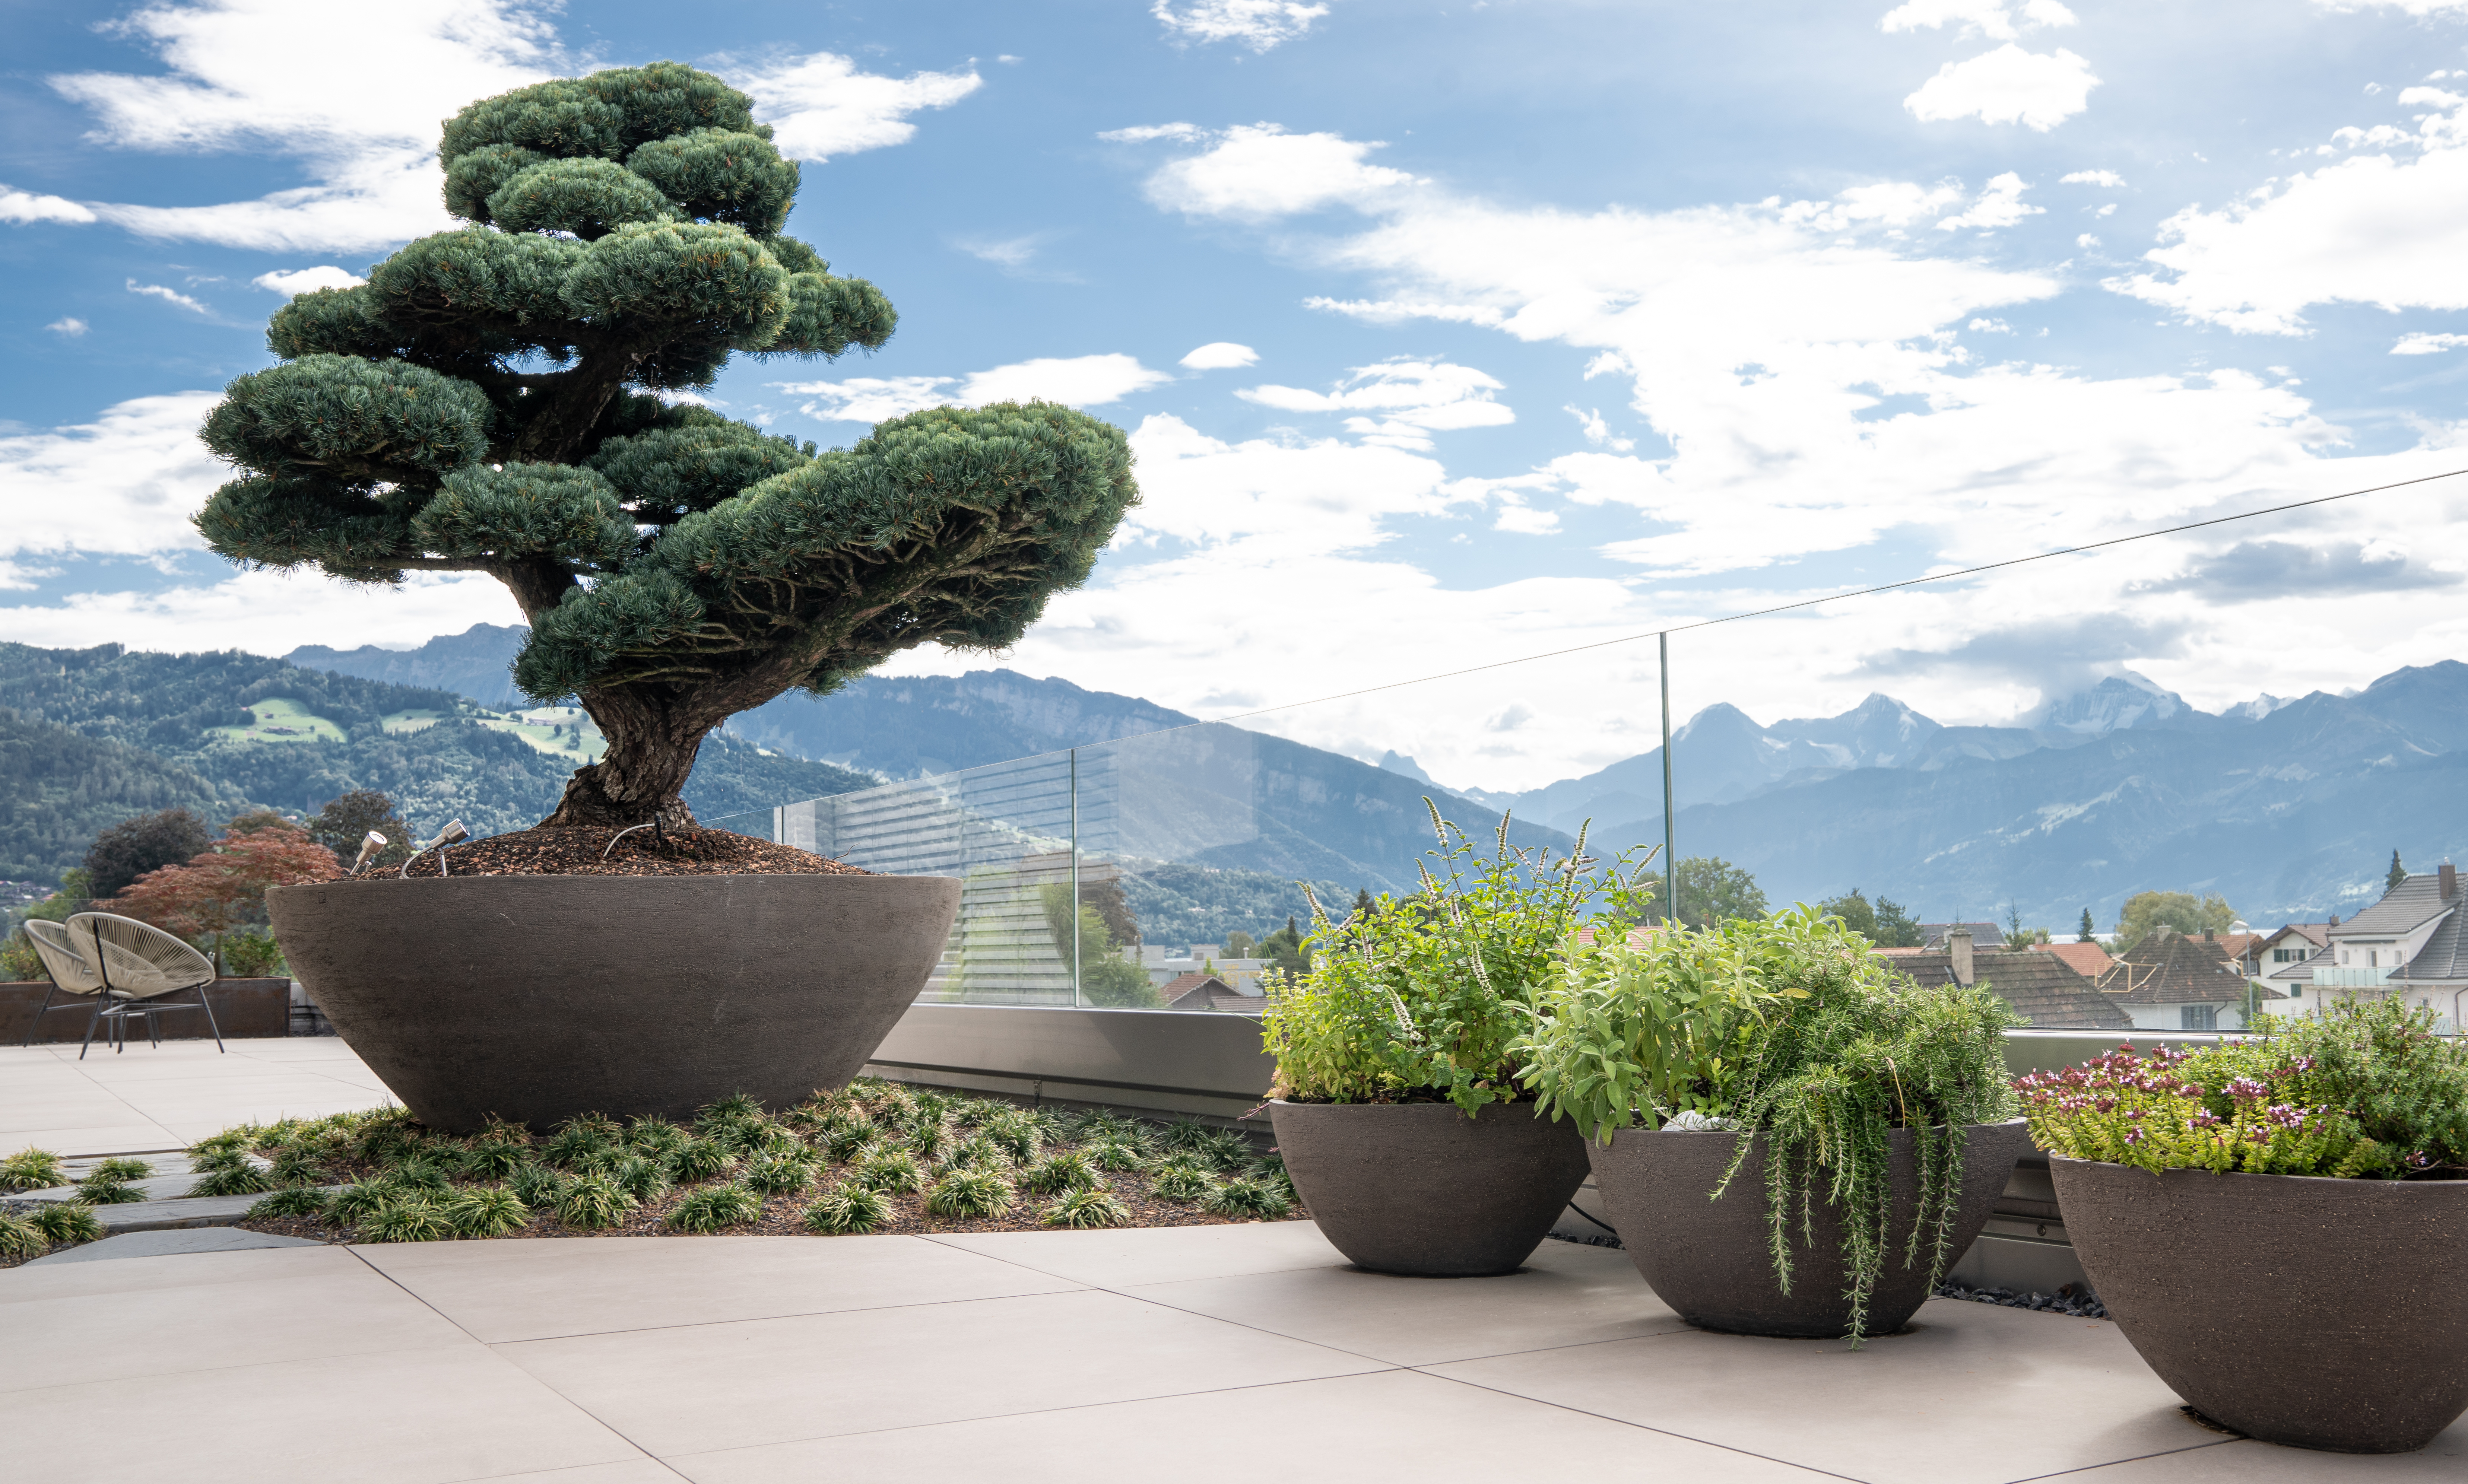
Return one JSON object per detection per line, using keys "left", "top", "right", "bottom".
{"left": 288, "top": 625, "right": 2467, "bottom": 928}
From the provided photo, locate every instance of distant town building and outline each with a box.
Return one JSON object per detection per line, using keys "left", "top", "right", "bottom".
{"left": 2030, "top": 940, "right": 2115, "bottom": 979}
{"left": 2096, "top": 929, "right": 2283, "bottom": 1032}
{"left": 2266, "top": 866, "right": 2463, "bottom": 1031}
{"left": 1160, "top": 973, "right": 1262, "bottom": 1013}
{"left": 1889, "top": 928, "right": 2131, "bottom": 1030}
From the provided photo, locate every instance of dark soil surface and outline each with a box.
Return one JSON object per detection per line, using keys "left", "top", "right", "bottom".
{"left": 365, "top": 826, "right": 868, "bottom": 879}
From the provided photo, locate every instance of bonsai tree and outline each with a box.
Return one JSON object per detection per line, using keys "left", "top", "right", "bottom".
{"left": 195, "top": 63, "right": 1138, "bottom": 830}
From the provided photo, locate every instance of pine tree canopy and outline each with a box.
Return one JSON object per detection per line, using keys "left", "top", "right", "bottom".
{"left": 193, "top": 63, "right": 1140, "bottom": 829}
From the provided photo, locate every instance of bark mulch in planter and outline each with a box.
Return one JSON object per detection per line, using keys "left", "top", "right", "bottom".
{"left": 368, "top": 826, "right": 869, "bottom": 880}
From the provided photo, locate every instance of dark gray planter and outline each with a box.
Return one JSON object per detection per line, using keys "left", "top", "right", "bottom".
{"left": 266, "top": 873, "right": 960, "bottom": 1133}
{"left": 1269, "top": 1099, "right": 1591, "bottom": 1276}
{"left": 1589, "top": 1121, "right": 2028, "bottom": 1338}
{"left": 2052, "top": 1155, "right": 2468, "bottom": 1453}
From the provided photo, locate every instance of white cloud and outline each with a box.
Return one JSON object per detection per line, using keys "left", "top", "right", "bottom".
{"left": 1935, "top": 171, "right": 2042, "bottom": 230}
{"left": 2060, "top": 169, "right": 2126, "bottom": 188}
{"left": 253, "top": 265, "right": 365, "bottom": 296}
{"left": 1565, "top": 406, "right": 1635, "bottom": 451}
{"left": 46, "top": 317, "right": 89, "bottom": 337}
{"left": 1122, "top": 124, "right": 1420, "bottom": 220}
{"left": 1152, "top": 1, "right": 1330, "bottom": 51}
{"left": 2078, "top": 232, "right": 2101, "bottom": 247}
{"left": 0, "top": 568, "right": 521, "bottom": 658}
{"left": 1783, "top": 180, "right": 1966, "bottom": 232}
{"left": 1180, "top": 341, "right": 1260, "bottom": 369}
{"left": 957, "top": 235, "right": 1041, "bottom": 268}
{"left": 2107, "top": 98, "right": 2468, "bottom": 332}
{"left": 1238, "top": 360, "right": 1513, "bottom": 449}
{"left": 25, "top": 6, "right": 976, "bottom": 254}
{"left": 1879, "top": 0, "right": 2075, "bottom": 39}
{"left": 0, "top": 392, "right": 226, "bottom": 559}
{"left": 1097, "top": 122, "right": 1211, "bottom": 144}
{"left": 1, "top": 186, "right": 96, "bottom": 224}
{"left": 1904, "top": 45, "right": 2100, "bottom": 131}
{"left": 1115, "top": 413, "right": 1451, "bottom": 550}
{"left": 778, "top": 354, "right": 1174, "bottom": 422}
{"left": 127, "top": 279, "right": 211, "bottom": 314}
{"left": 2394, "top": 332, "right": 2468, "bottom": 353}
{"left": 1969, "top": 317, "right": 2012, "bottom": 331}
{"left": 959, "top": 355, "right": 1174, "bottom": 407}
{"left": 736, "top": 51, "right": 981, "bottom": 161}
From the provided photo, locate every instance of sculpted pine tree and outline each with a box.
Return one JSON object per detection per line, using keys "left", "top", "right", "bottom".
{"left": 196, "top": 63, "right": 1137, "bottom": 830}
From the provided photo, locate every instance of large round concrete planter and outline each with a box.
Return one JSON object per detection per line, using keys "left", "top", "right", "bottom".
{"left": 266, "top": 873, "right": 959, "bottom": 1133}
{"left": 1589, "top": 1121, "right": 2028, "bottom": 1338}
{"left": 2051, "top": 1156, "right": 2468, "bottom": 1452}
{"left": 1270, "top": 1100, "right": 1591, "bottom": 1276}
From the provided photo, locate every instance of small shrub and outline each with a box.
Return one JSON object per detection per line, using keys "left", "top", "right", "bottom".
{"left": 612, "top": 1155, "right": 672, "bottom": 1203}
{"left": 984, "top": 1113, "right": 1043, "bottom": 1164}
{"left": 361, "top": 1195, "right": 450, "bottom": 1243}
{"left": 77, "top": 1173, "right": 149, "bottom": 1204}
{"left": 1158, "top": 1118, "right": 1217, "bottom": 1156}
{"left": 219, "top": 927, "right": 286, "bottom": 978}
{"left": 1247, "top": 1153, "right": 1298, "bottom": 1203}
{"left": 1023, "top": 1150, "right": 1100, "bottom": 1195}
{"left": 542, "top": 1124, "right": 616, "bottom": 1171}
{"left": 0, "top": 1149, "right": 69, "bottom": 1193}
{"left": 1043, "top": 1188, "right": 1132, "bottom": 1229}
{"left": 387, "top": 1156, "right": 453, "bottom": 1194}
{"left": 1207, "top": 1177, "right": 1291, "bottom": 1220}
{"left": 853, "top": 1149, "right": 926, "bottom": 1194}
{"left": 31, "top": 1202, "right": 104, "bottom": 1245}
{"left": 189, "top": 1129, "right": 252, "bottom": 1157}
{"left": 353, "top": 1114, "right": 423, "bottom": 1165}
{"left": 953, "top": 1097, "right": 1010, "bottom": 1128}
{"left": 248, "top": 1186, "right": 332, "bottom": 1220}
{"left": 624, "top": 1117, "right": 688, "bottom": 1156}
{"left": 0, "top": 1211, "right": 46, "bottom": 1259}
{"left": 743, "top": 1153, "right": 818, "bottom": 1198}
{"left": 942, "top": 1133, "right": 1012, "bottom": 1171}
{"left": 666, "top": 1182, "right": 762, "bottom": 1232}
{"left": 461, "top": 1140, "right": 531, "bottom": 1181}
{"left": 327, "top": 1180, "right": 397, "bottom": 1226}
{"left": 926, "top": 1167, "right": 1014, "bottom": 1218}
{"left": 187, "top": 1145, "right": 254, "bottom": 1175}
{"left": 1084, "top": 1139, "right": 1149, "bottom": 1172}
{"left": 804, "top": 1183, "right": 892, "bottom": 1234}
{"left": 188, "top": 1162, "right": 277, "bottom": 1198}
{"left": 509, "top": 1166, "right": 567, "bottom": 1208}
{"left": 823, "top": 1122, "right": 882, "bottom": 1163}
{"left": 1066, "top": 1108, "right": 1132, "bottom": 1141}
{"left": 554, "top": 1174, "right": 637, "bottom": 1230}
{"left": 268, "top": 1146, "right": 328, "bottom": 1186}
{"left": 904, "top": 1118, "right": 955, "bottom": 1162}
{"left": 701, "top": 1115, "right": 775, "bottom": 1157}
{"left": 698, "top": 1092, "right": 765, "bottom": 1125}
{"left": 92, "top": 1157, "right": 155, "bottom": 1182}
{"left": 1150, "top": 1164, "right": 1218, "bottom": 1203}
{"left": 665, "top": 1137, "right": 739, "bottom": 1184}
{"left": 479, "top": 1117, "right": 535, "bottom": 1147}
{"left": 445, "top": 1186, "right": 530, "bottom": 1237}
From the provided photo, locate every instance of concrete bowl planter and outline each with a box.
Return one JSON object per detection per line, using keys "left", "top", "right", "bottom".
{"left": 1589, "top": 1120, "right": 2029, "bottom": 1337}
{"left": 265, "top": 873, "right": 960, "bottom": 1133}
{"left": 2051, "top": 1155, "right": 2468, "bottom": 1453}
{"left": 1269, "top": 1099, "right": 1592, "bottom": 1276}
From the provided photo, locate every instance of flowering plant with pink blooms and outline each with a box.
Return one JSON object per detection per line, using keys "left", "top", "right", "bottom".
{"left": 2019, "top": 997, "right": 2468, "bottom": 1179}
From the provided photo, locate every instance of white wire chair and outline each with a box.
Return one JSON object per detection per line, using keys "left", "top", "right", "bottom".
{"left": 20, "top": 919, "right": 124, "bottom": 1055}
{"left": 61, "top": 912, "right": 226, "bottom": 1057}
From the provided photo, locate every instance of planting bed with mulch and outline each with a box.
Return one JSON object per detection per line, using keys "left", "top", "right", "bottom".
{"left": 378, "top": 826, "right": 869, "bottom": 879}
{"left": 1, "top": 1081, "right": 1301, "bottom": 1266}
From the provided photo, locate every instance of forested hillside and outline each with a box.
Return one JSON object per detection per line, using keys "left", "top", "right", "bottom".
{"left": 0, "top": 644, "right": 874, "bottom": 883}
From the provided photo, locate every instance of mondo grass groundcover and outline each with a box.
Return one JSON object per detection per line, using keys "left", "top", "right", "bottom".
{"left": 153, "top": 1083, "right": 1303, "bottom": 1252}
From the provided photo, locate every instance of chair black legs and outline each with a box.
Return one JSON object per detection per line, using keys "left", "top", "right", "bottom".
{"left": 21, "top": 983, "right": 57, "bottom": 1048}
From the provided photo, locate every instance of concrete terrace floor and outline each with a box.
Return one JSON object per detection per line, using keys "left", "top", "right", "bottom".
{"left": 1, "top": 1037, "right": 392, "bottom": 1156}
{"left": 4, "top": 1042, "right": 2463, "bottom": 1483}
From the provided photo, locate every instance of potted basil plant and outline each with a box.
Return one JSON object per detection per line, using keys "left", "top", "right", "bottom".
{"left": 1260, "top": 806, "right": 1615, "bottom": 1276}
{"left": 2022, "top": 997, "right": 2468, "bottom": 1453}
{"left": 1519, "top": 905, "right": 2026, "bottom": 1344}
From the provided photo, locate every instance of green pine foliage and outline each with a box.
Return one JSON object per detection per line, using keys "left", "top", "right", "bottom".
{"left": 188, "top": 63, "right": 1140, "bottom": 828}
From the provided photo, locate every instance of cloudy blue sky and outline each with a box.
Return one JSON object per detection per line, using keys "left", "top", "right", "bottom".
{"left": 3, "top": 0, "right": 2465, "bottom": 791}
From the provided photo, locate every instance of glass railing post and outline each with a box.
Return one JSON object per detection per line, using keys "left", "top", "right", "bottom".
{"left": 1070, "top": 746, "right": 1083, "bottom": 1007}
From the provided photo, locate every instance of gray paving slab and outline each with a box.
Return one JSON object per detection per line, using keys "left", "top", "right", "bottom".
{"left": 26, "top": 1227, "right": 327, "bottom": 1264}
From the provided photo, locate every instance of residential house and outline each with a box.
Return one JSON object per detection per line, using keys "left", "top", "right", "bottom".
{"left": 1918, "top": 922, "right": 2007, "bottom": 950}
{"left": 1890, "top": 929, "right": 2131, "bottom": 1031}
{"left": 2096, "top": 929, "right": 2284, "bottom": 1032}
{"left": 1160, "top": 973, "right": 1261, "bottom": 1013}
{"left": 2269, "top": 866, "right": 2464, "bottom": 1031}
{"left": 1137, "top": 944, "right": 1270, "bottom": 994}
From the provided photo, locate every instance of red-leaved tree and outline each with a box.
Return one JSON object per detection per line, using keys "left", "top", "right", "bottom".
{"left": 113, "top": 823, "right": 343, "bottom": 950}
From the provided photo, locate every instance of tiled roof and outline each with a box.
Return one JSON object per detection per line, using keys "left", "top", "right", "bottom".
{"left": 2031, "top": 941, "right": 2114, "bottom": 978}
{"left": 2097, "top": 931, "right": 2284, "bottom": 1005}
{"left": 2265, "top": 922, "right": 2331, "bottom": 950}
{"left": 2217, "top": 932, "right": 2265, "bottom": 963}
{"left": 1890, "top": 948, "right": 2132, "bottom": 1030}
{"left": 1919, "top": 922, "right": 2004, "bottom": 948}
{"left": 1162, "top": 974, "right": 1262, "bottom": 1012}
{"left": 2398, "top": 909, "right": 2468, "bottom": 983}
{"left": 2331, "top": 875, "right": 2458, "bottom": 940}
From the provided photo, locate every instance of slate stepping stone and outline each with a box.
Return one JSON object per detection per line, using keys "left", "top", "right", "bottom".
{"left": 26, "top": 1228, "right": 327, "bottom": 1265}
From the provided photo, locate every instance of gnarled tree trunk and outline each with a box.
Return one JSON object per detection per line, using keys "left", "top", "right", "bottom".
{"left": 540, "top": 687, "right": 705, "bottom": 830}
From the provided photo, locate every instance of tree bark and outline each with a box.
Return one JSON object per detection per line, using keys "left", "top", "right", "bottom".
{"left": 540, "top": 688, "right": 706, "bottom": 829}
